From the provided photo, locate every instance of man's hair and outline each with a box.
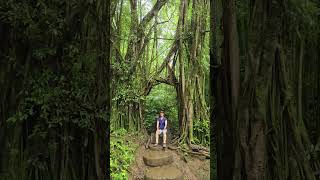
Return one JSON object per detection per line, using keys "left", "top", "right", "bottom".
{"left": 159, "top": 110, "right": 164, "bottom": 113}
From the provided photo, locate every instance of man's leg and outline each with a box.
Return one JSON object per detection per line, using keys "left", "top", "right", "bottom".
{"left": 163, "top": 129, "right": 167, "bottom": 146}
{"left": 155, "top": 130, "right": 159, "bottom": 145}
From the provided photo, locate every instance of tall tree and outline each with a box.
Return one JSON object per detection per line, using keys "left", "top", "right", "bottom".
{"left": 213, "top": 0, "right": 240, "bottom": 179}
{"left": 209, "top": 0, "right": 218, "bottom": 178}
{"left": 212, "top": 0, "right": 320, "bottom": 179}
{"left": 0, "top": 0, "right": 111, "bottom": 179}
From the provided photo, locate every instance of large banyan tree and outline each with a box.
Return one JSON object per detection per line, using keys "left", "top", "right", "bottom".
{"left": 211, "top": 0, "right": 320, "bottom": 179}
{"left": 111, "top": 0, "right": 210, "bottom": 147}
{"left": 0, "top": 0, "right": 110, "bottom": 179}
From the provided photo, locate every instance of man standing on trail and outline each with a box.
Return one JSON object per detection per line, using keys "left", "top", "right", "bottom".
{"left": 153, "top": 110, "right": 167, "bottom": 148}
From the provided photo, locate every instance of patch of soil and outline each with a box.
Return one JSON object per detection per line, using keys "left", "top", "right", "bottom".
{"left": 128, "top": 144, "right": 210, "bottom": 180}
{"left": 144, "top": 165, "right": 183, "bottom": 180}
{"left": 185, "top": 156, "right": 210, "bottom": 180}
{"left": 129, "top": 145, "right": 146, "bottom": 179}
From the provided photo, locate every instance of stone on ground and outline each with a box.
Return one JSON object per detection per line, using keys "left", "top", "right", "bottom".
{"left": 144, "top": 165, "right": 183, "bottom": 180}
{"left": 143, "top": 150, "right": 173, "bottom": 167}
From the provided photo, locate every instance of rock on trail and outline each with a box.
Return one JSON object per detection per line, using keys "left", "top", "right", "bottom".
{"left": 142, "top": 146, "right": 184, "bottom": 180}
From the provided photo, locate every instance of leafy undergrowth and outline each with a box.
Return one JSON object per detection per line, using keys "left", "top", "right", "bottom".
{"left": 110, "top": 128, "right": 140, "bottom": 180}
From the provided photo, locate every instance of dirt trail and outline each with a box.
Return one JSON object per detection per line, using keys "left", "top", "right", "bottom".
{"left": 129, "top": 144, "right": 210, "bottom": 180}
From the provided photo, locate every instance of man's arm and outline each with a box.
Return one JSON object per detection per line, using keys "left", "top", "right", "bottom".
{"left": 164, "top": 119, "right": 167, "bottom": 129}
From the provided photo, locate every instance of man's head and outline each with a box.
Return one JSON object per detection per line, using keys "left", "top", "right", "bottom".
{"left": 159, "top": 110, "right": 165, "bottom": 117}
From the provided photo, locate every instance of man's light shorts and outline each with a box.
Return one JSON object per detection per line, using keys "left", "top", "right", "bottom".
{"left": 157, "top": 129, "right": 167, "bottom": 134}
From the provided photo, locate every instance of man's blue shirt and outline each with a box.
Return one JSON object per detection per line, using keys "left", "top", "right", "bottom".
{"left": 157, "top": 117, "right": 167, "bottom": 130}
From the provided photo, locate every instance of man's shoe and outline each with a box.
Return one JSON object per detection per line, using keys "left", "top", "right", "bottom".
{"left": 162, "top": 143, "right": 166, "bottom": 148}
{"left": 152, "top": 143, "right": 158, "bottom": 147}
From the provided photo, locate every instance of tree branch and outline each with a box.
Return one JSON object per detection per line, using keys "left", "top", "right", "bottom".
{"left": 155, "top": 41, "right": 179, "bottom": 75}
{"left": 155, "top": 77, "right": 175, "bottom": 86}
{"left": 140, "top": 0, "right": 168, "bottom": 29}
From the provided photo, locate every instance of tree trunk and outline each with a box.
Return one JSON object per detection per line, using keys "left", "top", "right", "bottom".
{"left": 297, "top": 38, "right": 304, "bottom": 127}
{"left": 214, "top": 0, "right": 241, "bottom": 179}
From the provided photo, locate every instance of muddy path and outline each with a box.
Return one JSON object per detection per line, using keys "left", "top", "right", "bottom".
{"left": 128, "top": 144, "right": 210, "bottom": 180}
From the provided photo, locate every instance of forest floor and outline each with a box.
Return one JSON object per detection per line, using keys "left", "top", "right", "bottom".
{"left": 128, "top": 138, "right": 210, "bottom": 180}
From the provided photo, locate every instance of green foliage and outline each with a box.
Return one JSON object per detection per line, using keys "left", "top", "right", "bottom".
{"left": 7, "top": 65, "right": 101, "bottom": 128}
{"left": 112, "top": 83, "right": 144, "bottom": 105}
{"left": 144, "top": 84, "right": 179, "bottom": 134}
{"left": 4, "top": 62, "right": 105, "bottom": 178}
{"left": 1, "top": 0, "right": 110, "bottom": 179}
{"left": 110, "top": 128, "right": 137, "bottom": 180}
{"left": 3, "top": 44, "right": 105, "bottom": 179}
{"left": 193, "top": 119, "right": 210, "bottom": 146}
{"left": 0, "top": 0, "right": 65, "bottom": 46}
